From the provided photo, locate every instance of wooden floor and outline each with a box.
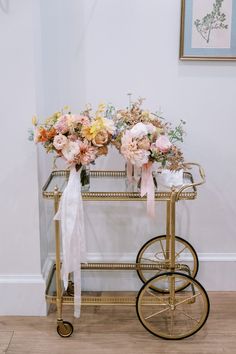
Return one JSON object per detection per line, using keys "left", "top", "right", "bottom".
{"left": 0, "top": 292, "right": 236, "bottom": 354}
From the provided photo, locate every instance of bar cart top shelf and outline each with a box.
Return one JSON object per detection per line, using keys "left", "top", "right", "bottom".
{"left": 42, "top": 169, "right": 198, "bottom": 201}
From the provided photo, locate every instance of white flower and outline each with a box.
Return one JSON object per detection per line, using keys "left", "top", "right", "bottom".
{"left": 102, "top": 117, "right": 115, "bottom": 134}
{"left": 130, "top": 122, "right": 148, "bottom": 139}
{"left": 62, "top": 140, "right": 80, "bottom": 162}
{"left": 53, "top": 134, "right": 68, "bottom": 150}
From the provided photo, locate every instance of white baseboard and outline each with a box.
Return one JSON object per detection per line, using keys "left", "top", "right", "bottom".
{"left": 0, "top": 274, "right": 47, "bottom": 316}
{"left": 47, "top": 252, "right": 236, "bottom": 291}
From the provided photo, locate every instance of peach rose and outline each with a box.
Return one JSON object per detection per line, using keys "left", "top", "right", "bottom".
{"left": 97, "top": 145, "right": 108, "bottom": 156}
{"left": 92, "top": 129, "right": 109, "bottom": 147}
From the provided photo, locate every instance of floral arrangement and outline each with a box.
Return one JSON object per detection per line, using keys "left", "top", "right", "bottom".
{"left": 31, "top": 98, "right": 186, "bottom": 173}
{"left": 32, "top": 104, "right": 115, "bottom": 168}
{"left": 112, "top": 98, "right": 185, "bottom": 171}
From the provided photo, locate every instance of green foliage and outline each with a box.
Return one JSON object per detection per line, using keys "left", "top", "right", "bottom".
{"left": 28, "top": 129, "right": 34, "bottom": 141}
{"left": 168, "top": 120, "right": 186, "bottom": 144}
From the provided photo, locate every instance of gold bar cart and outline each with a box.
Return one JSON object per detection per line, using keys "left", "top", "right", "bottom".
{"left": 43, "top": 163, "right": 210, "bottom": 340}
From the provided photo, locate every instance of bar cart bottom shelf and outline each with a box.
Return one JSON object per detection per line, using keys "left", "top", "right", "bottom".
{"left": 46, "top": 264, "right": 210, "bottom": 340}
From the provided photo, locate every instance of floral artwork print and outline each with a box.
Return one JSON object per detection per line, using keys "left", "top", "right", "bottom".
{"left": 194, "top": 0, "right": 228, "bottom": 44}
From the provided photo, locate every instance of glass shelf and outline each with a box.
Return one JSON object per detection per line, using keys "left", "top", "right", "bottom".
{"left": 42, "top": 170, "right": 197, "bottom": 201}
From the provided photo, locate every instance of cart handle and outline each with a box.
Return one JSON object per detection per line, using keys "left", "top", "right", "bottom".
{"left": 176, "top": 163, "right": 206, "bottom": 201}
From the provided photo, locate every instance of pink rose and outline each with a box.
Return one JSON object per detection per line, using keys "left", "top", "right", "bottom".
{"left": 54, "top": 115, "right": 69, "bottom": 134}
{"left": 72, "top": 115, "right": 90, "bottom": 126}
{"left": 155, "top": 135, "right": 172, "bottom": 153}
{"left": 53, "top": 134, "right": 68, "bottom": 150}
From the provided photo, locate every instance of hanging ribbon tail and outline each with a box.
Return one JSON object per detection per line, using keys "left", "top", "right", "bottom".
{"left": 133, "top": 165, "right": 140, "bottom": 182}
{"left": 140, "top": 163, "right": 155, "bottom": 218}
{"left": 54, "top": 166, "right": 87, "bottom": 318}
{"left": 126, "top": 160, "right": 133, "bottom": 183}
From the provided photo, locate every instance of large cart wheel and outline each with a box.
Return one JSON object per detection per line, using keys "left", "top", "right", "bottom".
{"left": 57, "top": 321, "right": 74, "bottom": 338}
{"left": 136, "top": 272, "right": 210, "bottom": 340}
{"left": 136, "top": 235, "right": 199, "bottom": 292}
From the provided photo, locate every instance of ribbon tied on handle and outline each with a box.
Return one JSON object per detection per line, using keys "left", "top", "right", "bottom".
{"left": 126, "top": 161, "right": 141, "bottom": 183}
{"left": 54, "top": 165, "right": 87, "bottom": 318}
{"left": 140, "top": 161, "right": 155, "bottom": 217}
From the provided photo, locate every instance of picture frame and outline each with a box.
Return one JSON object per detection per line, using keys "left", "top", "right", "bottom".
{"left": 179, "top": 0, "right": 236, "bottom": 61}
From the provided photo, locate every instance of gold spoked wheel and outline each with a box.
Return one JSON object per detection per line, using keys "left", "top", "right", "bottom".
{"left": 57, "top": 321, "right": 74, "bottom": 338}
{"left": 136, "top": 272, "right": 210, "bottom": 340}
{"left": 136, "top": 235, "right": 199, "bottom": 292}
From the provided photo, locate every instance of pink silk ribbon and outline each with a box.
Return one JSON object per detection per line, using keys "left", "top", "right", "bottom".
{"left": 126, "top": 161, "right": 133, "bottom": 183}
{"left": 140, "top": 162, "right": 155, "bottom": 217}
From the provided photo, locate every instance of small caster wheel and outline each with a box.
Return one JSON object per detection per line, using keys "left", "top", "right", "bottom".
{"left": 57, "top": 321, "right": 74, "bottom": 338}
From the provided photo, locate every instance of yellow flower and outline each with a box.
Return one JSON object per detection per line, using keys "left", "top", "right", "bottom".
{"left": 142, "top": 111, "right": 149, "bottom": 118}
{"left": 96, "top": 103, "right": 106, "bottom": 113}
{"left": 32, "top": 115, "right": 38, "bottom": 126}
{"left": 90, "top": 118, "right": 104, "bottom": 134}
{"left": 81, "top": 126, "right": 94, "bottom": 140}
{"left": 45, "top": 112, "right": 61, "bottom": 125}
{"left": 81, "top": 116, "right": 112, "bottom": 141}
{"left": 98, "top": 103, "right": 106, "bottom": 112}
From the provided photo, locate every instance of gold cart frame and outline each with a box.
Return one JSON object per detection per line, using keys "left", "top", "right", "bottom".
{"left": 43, "top": 163, "right": 209, "bottom": 340}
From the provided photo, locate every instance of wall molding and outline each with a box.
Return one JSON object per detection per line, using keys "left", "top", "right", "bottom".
{"left": 48, "top": 251, "right": 236, "bottom": 262}
{"left": 0, "top": 274, "right": 44, "bottom": 283}
{"left": 46, "top": 252, "right": 236, "bottom": 291}
{"left": 0, "top": 273, "right": 47, "bottom": 316}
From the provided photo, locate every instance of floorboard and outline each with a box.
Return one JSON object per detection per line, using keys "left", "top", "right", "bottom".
{"left": 0, "top": 292, "right": 235, "bottom": 354}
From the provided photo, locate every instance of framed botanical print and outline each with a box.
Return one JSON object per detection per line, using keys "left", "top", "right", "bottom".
{"left": 179, "top": 0, "right": 236, "bottom": 60}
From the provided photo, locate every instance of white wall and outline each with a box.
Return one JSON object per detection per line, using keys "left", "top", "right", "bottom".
{"left": 0, "top": 0, "right": 46, "bottom": 315}
{"left": 1, "top": 0, "right": 236, "bottom": 316}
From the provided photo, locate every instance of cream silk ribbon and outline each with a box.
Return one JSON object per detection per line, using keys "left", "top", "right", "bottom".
{"left": 126, "top": 161, "right": 141, "bottom": 182}
{"left": 140, "top": 162, "right": 155, "bottom": 217}
{"left": 54, "top": 166, "right": 87, "bottom": 318}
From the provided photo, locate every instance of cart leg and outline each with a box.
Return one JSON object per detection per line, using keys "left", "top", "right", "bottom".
{"left": 169, "top": 191, "right": 176, "bottom": 272}
{"left": 53, "top": 187, "right": 74, "bottom": 338}
{"left": 165, "top": 201, "right": 171, "bottom": 263}
{"left": 165, "top": 195, "right": 177, "bottom": 271}
{"left": 169, "top": 191, "right": 177, "bottom": 305}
